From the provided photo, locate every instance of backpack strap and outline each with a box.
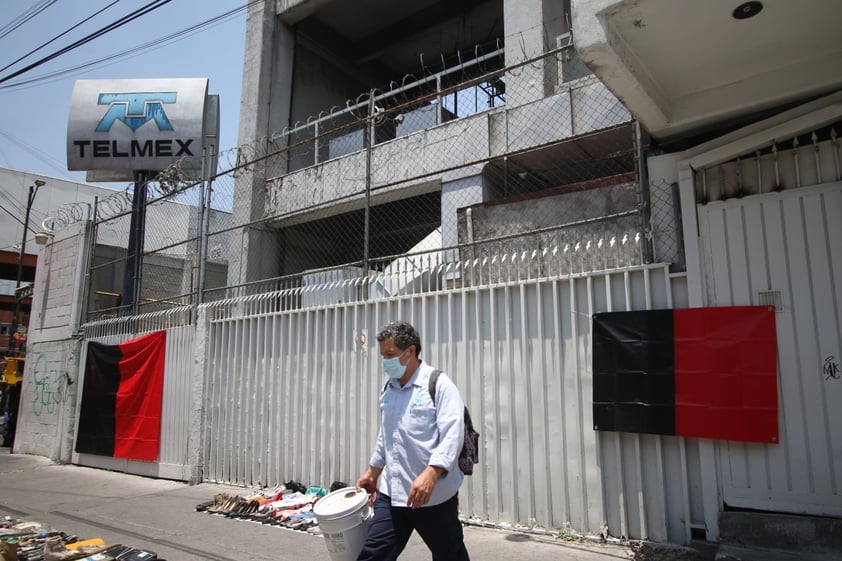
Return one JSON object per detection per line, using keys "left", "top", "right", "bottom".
{"left": 428, "top": 369, "right": 442, "bottom": 407}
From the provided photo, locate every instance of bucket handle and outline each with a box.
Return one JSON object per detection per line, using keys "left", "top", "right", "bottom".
{"left": 346, "top": 490, "right": 375, "bottom": 523}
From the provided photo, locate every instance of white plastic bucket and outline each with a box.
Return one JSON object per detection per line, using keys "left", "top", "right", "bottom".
{"left": 313, "top": 487, "right": 372, "bottom": 561}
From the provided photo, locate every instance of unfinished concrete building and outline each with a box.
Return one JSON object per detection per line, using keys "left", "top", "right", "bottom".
{"left": 229, "top": 0, "right": 640, "bottom": 294}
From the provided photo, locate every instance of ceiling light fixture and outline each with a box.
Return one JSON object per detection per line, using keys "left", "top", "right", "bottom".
{"left": 733, "top": 1, "right": 763, "bottom": 19}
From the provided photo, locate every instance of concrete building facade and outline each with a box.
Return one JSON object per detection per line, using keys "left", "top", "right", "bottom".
{"left": 9, "top": 0, "right": 842, "bottom": 553}
{"left": 229, "top": 0, "right": 636, "bottom": 288}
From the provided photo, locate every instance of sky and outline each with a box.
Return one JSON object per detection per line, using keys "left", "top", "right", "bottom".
{"left": 0, "top": 0, "right": 247, "bottom": 184}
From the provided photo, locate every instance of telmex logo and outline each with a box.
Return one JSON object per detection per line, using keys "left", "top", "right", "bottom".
{"left": 71, "top": 90, "right": 195, "bottom": 159}
{"left": 95, "top": 92, "right": 177, "bottom": 132}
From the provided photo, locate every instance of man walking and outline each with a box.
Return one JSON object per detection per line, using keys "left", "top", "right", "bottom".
{"left": 356, "top": 320, "right": 471, "bottom": 561}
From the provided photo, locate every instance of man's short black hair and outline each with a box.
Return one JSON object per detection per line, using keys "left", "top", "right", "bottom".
{"left": 376, "top": 321, "right": 422, "bottom": 357}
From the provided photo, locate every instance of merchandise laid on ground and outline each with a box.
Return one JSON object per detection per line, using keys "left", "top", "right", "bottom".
{"left": 0, "top": 517, "right": 160, "bottom": 561}
{"left": 197, "top": 481, "right": 376, "bottom": 561}
{"left": 194, "top": 480, "right": 346, "bottom": 535}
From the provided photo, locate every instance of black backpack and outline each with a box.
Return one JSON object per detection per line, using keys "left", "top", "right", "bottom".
{"left": 428, "top": 370, "right": 480, "bottom": 475}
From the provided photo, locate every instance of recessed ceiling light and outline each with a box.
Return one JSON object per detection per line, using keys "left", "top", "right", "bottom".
{"left": 733, "top": 1, "right": 763, "bottom": 19}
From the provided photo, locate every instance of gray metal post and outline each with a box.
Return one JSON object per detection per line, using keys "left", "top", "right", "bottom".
{"left": 634, "top": 120, "right": 654, "bottom": 264}
{"left": 196, "top": 146, "right": 215, "bottom": 307}
{"left": 122, "top": 170, "right": 149, "bottom": 315}
{"left": 9, "top": 181, "right": 41, "bottom": 354}
{"left": 364, "top": 92, "right": 374, "bottom": 272}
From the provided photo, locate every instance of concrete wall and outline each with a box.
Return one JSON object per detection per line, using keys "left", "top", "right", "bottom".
{"left": 229, "top": 0, "right": 286, "bottom": 287}
{"left": 503, "top": 0, "right": 568, "bottom": 106}
{"left": 87, "top": 244, "right": 229, "bottom": 319}
{"left": 285, "top": 41, "right": 368, "bottom": 173}
{"left": 265, "top": 109, "right": 491, "bottom": 221}
{"left": 461, "top": 181, "right": 639, "bottom": 243}
{"left": 143, "top": 202, "right": 190, "bottom": 254}
{"left": 234, "top": 0, "right": 602, "bottom": 284}
{"left": 289, "top": 43, "right": 367, "bottom": 129}
{"left": 276, "top": 0, "right": 331, "bottom": 24}
{"left": 441, "top": 174, "right": 492, "bottom": 251}
{"left": 13, "top": 221, "right": 90, "bottom": 461}
{"left": 267, "top": 84, "right": 630, "bottom": 226}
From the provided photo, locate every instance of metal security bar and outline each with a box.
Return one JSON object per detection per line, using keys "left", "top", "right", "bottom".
{"left": 695, "top": 123, "right": 842, "bottom": 202}
{"left": 72, "top": 44, "right": 663, "bottom": 324}
{"left": 200, "top": 264, "right": 701, "bottom": 544}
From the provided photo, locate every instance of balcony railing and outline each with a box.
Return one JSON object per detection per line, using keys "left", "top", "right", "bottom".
{"left": 274, "top": 47, "right": 507, "bottom": 175}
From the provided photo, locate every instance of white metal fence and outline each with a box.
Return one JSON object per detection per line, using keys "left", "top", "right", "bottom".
{"left": 75, "top": 312, "right": 195, "bottom": 481}
{"left": 697, "top": 180, "right": 842, "bottom": 520}
{"left": 200, "top": 264, "right": 699, "bottom": 543}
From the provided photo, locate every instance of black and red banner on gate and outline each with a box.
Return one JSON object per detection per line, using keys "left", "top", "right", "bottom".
{"left": 592, "top": 306, "right": 778, "bottom": 444}
{"left": 75, "top": 331, "right": 166, "bottom": 461}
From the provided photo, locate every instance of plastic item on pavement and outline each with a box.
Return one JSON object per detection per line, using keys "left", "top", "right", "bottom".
{"left": 312, "top": 487, "right": 372, "bottom": 561}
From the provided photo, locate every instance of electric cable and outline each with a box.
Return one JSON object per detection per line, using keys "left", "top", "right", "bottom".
{"left": 0, "top": 0, "right": 122, "bottom": 75}
{"left": 0, "top": 128, "right": 69, "bottom": 175}
{"left": 0, "top": 180, "right": 28, "bottom": 211}
{"left": 0, "top": 193, "right": 30, "bottom": 231}
{"left": 0, "top": 0, "right": 172, "bottom": 85}
{"left": 0, "top": 0, "right": 59, "bottom": 41}
{"left": 0, "top": 1, "right": 254, "bottom": 91}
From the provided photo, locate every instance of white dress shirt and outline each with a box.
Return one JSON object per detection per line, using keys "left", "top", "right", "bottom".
{"left": 369, "top": 361, "right": 465, "bottom": 507}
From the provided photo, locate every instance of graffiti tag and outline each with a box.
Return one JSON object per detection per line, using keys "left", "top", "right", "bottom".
{"left": 30, "top": 353, "right": 69, "bottom": 416}
{"left": 824, "top": 356, "right": 840, "bottom": 381}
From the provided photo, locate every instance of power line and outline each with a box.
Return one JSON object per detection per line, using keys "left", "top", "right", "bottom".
{"left": 0, "top": 128, "right": 69, "bottom": 177}
{"left": 0, "top": 189, "right": 28, "bottom": 227}
{"left": 0, "top": 0, "right": 122, "bottom": 75}
{"left": 0, "top": 0, "right": 59, "bottom": 41}
{"left": 0, "top": 2, "right": 254, "bottom": 91}
{"left": 0, "top": 182, "right": 59, "bottom": 239}
{"left": 0, "top": 0, "right": 173, "bottom": 85}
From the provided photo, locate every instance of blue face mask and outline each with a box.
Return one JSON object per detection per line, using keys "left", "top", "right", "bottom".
{"left": 383, "top": 350, "right": 408, "bottom": 379}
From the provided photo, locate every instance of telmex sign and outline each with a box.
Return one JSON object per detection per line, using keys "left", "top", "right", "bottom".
{"left": 67, "top": 78, "right": 212, "bottom": 180}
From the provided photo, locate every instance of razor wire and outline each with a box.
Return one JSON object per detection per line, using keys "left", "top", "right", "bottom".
{"left": 42, "top": 168, "right": 204, "bottom": 233}
{"left": 79, "top": 31, "right": 672, "bottom": 321}
{"left": 49, "top": 19, "right": 555, "bottom": 229}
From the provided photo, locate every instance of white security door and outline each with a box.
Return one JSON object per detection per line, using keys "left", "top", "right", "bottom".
{"left": 697, "top": 183, "right": 842, "bottom": 516}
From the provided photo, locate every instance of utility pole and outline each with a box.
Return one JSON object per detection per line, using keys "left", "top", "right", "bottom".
{"left": 9, "top": 179, "right": 46, "bottom": 355}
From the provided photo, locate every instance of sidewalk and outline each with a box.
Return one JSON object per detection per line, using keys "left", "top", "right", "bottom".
{"left": 0, "top": 448, "right": 632, "bottom": 561}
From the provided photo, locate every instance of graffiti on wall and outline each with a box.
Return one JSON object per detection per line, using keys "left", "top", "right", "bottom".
{"left": 825, "top": 355, "right": 840, "bottom": 381}
{"left": 30, "top": 352, "right": 69, "bottom": 416}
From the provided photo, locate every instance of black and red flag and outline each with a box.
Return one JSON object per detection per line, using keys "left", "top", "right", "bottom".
{"left": 592, "top": 306, "right": 778, "bottom": 443}
{"left": 75, "top": 330, "right": 166, "bottom": 461}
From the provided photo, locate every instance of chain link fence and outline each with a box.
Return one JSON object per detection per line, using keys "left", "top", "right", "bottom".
{"left": 648, "top": 178, "right": 684, "bottom": 273}
{"left": 72, "top": 46, "right": 688, "bottom": 323}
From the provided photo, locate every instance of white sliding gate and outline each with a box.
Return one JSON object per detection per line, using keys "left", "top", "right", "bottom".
{"left": 698, "top": 182, "right": 842, "bottom": 517}
{"left": 74, "top": 317, "right": 196, "bottom": 481}
{"left": 201, "top": 264, "right": 708, "bottom": 543}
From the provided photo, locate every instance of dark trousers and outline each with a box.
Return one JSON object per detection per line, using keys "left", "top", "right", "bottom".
{"left": 357, "top": 492, "right": 470, "bottom": 561}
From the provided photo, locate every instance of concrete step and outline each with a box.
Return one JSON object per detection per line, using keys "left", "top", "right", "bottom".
{"left": 717, "top": 511, "right": 842, "bottom": 561}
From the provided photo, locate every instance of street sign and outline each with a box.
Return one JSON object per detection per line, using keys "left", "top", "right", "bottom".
{"left": 15, "top": 284, "right": 33, "bottom": 300}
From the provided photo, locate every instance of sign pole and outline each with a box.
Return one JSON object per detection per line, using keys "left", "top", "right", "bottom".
{"left": 122, "top": 170, "right": 149, "bottom": 315}
{"left": 66, "top": 79, "right": 213, "bottom": 317}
